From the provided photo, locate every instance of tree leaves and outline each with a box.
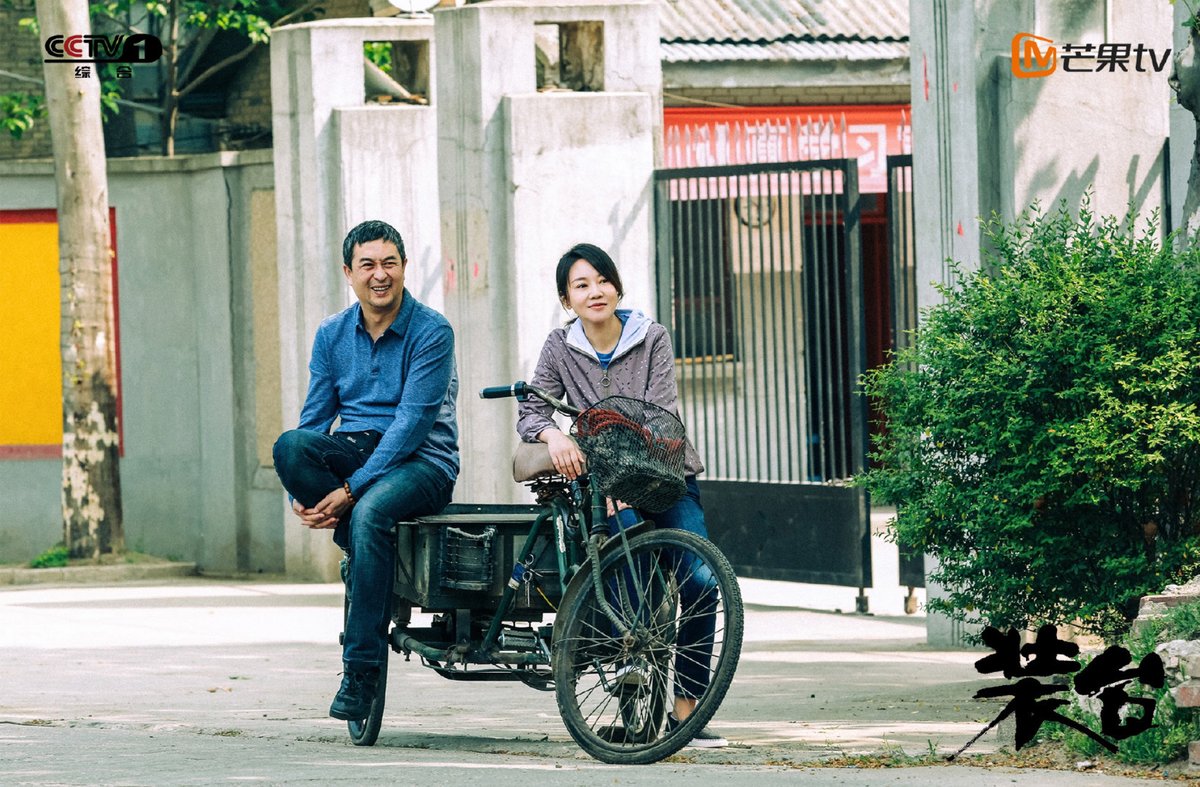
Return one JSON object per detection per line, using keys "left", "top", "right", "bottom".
{"left": 860, "top": 203, "right": 1200, "bottom": 640}
{"left": 0, "top": 92, "right": 45, "bottom": 139}
{"left": 2, "top": 0, "right": 319, "bottom": 150}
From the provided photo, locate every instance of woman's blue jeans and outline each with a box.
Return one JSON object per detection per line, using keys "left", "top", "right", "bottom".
{"left": 608, "top": 477, "right": 719, "bottom": 700}
{"left": 273, "top": 429, "right": 453, "bottom": 669}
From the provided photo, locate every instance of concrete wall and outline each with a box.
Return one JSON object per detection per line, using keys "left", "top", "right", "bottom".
{"left": 436, "top": 0, "right": 661, "bottom": 505}
{"left": 506, "top": 90, "right": 656, "bottom": 407}
{"left": 0, "top": 151, "right": 284, "bottom": 572}
{"left": 994, "top": 7, "right": 1170, "bottom": 228}
{"left": 271, "top": 18, "right": 441, "bottom": 580}
{"left": 1170, "top": 1, "right": 1196, "bottom": 236}
{"left": 911, "top": 0, "right": 1170, "bottom": 305}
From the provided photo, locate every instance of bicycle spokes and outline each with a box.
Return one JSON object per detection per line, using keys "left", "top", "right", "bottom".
{"left": 553, "top": 529, "right": 742, "bottom": 763}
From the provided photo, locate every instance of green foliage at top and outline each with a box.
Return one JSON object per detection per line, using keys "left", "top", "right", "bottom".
{"left": 364, "top": 41, "right": 393, "bottom": 74}
{"left": 99, "top": 0, "right": 290, "bottom": 43}
{"left": 0, "top": 93, "right": 45, "bottom": 139}
{"left": 1173, "top": 0, "right": 1200, "bottom": 34}
{"left": 3, "top": 0, "right": 319, "bottom": 142}
{"left": 860, "top": 202, "right": 1200, "bottom": 640}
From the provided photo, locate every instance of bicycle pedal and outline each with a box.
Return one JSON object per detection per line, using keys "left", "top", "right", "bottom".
{"left": 611, "top": 663, "right": 648, "bottom": 690}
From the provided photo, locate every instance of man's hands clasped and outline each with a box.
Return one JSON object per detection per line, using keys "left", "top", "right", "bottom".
{"left": 291, "top": 485, "right": 354, "bottom": 529}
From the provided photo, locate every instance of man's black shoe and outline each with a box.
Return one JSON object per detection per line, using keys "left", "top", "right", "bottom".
{"left": 329, "top": 667, "right": 380, "bottom": 720}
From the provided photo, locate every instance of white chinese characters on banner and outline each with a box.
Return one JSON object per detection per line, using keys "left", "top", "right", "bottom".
{"left": 663, "top": 110, "right": 911, "bottom": 195}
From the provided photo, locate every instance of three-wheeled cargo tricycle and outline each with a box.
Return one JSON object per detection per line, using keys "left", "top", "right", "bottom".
{"left": 339, "top": 382, "right": 744, "bottom": 764}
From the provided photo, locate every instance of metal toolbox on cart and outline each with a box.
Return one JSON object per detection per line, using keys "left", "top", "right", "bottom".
{"left": 393, "top": 503, "right": 564, "bottom": 614}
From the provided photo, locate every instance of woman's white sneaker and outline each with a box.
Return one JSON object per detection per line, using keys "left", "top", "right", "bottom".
{"left": 666, "top": 713, "right": 728, "bottom": 748}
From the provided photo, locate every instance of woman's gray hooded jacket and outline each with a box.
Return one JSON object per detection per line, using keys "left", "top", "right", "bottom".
{"left": 516, "top": 309, "right": 705, "bottom": 477}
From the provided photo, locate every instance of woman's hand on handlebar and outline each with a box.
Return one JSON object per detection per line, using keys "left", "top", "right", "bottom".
{"left": 541, "top": 428, "right": 585, "bottom": 480}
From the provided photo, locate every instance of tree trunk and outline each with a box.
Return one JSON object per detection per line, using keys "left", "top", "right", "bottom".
{"left": 1171, "top": 24, "right": 1200, "bottom": 238}
{"left": 36, "top": 0, "right": 124, "bottom": 559}
{"left": 162, "top": 0, "right": 179, "bottom": 157}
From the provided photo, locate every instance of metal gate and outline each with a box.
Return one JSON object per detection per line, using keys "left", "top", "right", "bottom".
{"left": 653, "top": 159, "right": 871, "bottom": 593}
{"left": 886, "top": 154, "right": 925, "bottom": 590}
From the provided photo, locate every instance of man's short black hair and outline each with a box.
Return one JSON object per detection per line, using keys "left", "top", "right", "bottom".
{"left": 556, "top": 243, "right": 624, "bottom": 300}
{"left": 342, "top": 220, "right": 406, "bottom": 268}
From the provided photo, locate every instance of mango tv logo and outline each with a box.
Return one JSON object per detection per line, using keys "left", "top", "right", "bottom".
{"left": 1009, "top": 33, "right": 1170, "bottom": 78}
{"left": 1012, "top": 32, "right": 1056, "bottom": 78}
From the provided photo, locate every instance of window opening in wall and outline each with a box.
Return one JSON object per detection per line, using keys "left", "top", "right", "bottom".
{"left": 534, "top": 21, "right": 604, "bottom": 92}
{"left": 535, "top": 24, "right": 562, "bottom": 91}
{"left": 363, "top": 40, "right": 430, "bottom": 105}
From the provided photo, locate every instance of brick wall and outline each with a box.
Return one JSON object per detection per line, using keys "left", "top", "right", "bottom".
{"left": 663, "top": 84, "right": 912, "bottom": 108}
{"left": 0, "top": 0, "right": 54, "bottom": 160}
{"left": 221, "top": 0, "right": 372, "bottom": 148}
{"left": 222, "top": 48, "right": 273, "bottom": 143}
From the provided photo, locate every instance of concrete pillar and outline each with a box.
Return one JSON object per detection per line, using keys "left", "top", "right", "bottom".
{"left": 909, "top": 0, "right": 1172, "bottom": 645}
{"left": 911, "top": 0, "right": 1170, "bottom": 308}
{"left": 435, "top": 0, "right": 661, "bottom": 503}
{"left": 1170, "top": 2, "right": 1196, "bottom": 235}
{"left": 271, "top": 18, "right": 440, "bottom": 580}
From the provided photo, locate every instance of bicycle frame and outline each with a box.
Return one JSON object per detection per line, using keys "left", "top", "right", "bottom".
{"left": 484, "top": 382, "right": 658, "bottom": 643}
{"left": 349, "top": 380, "right": 743, "bottom": 763}
{"left": 389, "top": 381, "right": 653, "bottom": 675}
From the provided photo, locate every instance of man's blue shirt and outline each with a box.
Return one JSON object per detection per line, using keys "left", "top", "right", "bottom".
{"left": 298, "top": 289, "right": 459, "bottom": 497}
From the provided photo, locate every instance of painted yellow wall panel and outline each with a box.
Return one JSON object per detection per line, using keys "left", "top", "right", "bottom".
{"left": 0, "top": 221, "right": 62, "bottom": 446}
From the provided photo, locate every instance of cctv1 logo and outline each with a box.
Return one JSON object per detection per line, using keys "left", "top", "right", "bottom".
{"left": 44, "top": 34, "right": 163, "bottom": 64}
{"left": 1011, "top": 32, "right": 1171, "bottom": 79}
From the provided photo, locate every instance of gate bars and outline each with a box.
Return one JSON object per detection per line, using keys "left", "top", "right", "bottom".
{"left": 887, "top": 154, "right": 917, "bottom": 365}
{"left": 653, "top": 159, "right": 867, "bottom": 486}
{"left": 886, "top": 153, "right": 925, "bottom": 590}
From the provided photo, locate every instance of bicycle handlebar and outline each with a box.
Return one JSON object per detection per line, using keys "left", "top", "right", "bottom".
{"left": 479, "top": 383, "right": 526, "bottom": 399}
{"left": 478, "top": 380, "right": 582, "bottom": 417}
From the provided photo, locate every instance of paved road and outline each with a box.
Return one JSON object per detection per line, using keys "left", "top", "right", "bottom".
{"left": 0, "top": 580, "right": 1177, "bottom": 785}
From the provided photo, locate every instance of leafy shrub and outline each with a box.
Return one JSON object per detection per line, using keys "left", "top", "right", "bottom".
{"left": 1062, "top": 601, "right": 1200, "bottom": 764}
{"left": 29, "top": 544, "right": 69, "bottom": 569}
{"left": 860, "top": 203, "right": 1200, "bottom": 639}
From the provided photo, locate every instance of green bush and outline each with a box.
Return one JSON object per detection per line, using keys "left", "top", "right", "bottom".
{"left": 1062, "top": 601, "right": 1200, "bottom": 764}
{"left": 860, "top": 203, "right": 1200, "bottom": 639}
{"left": 29, "top": 543, "right": 69, "bottom": 569}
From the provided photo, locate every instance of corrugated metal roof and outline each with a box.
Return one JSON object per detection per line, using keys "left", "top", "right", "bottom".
{"left": 662, "top": 39, "right": 907, "bottom": 63}
{"left": 658, "top": 0, "right": 907, "bottom": 46}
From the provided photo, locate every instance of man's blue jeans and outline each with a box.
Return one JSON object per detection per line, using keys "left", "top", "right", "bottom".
{"left": 273, "top": 429, "right": 453, "bottom": 668}
{"left": 608, "top": 476, "right": 718, "bottom": 700}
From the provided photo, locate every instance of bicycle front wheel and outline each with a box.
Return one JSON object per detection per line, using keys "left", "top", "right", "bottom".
{"left": 342, "top": 565, "right": 388, "bottom": 747}
{"left": 553, "top": 528, "right": 743, "bottom": 764}
{"left": 347, "top": 649, "right": 387, "bottom": 746}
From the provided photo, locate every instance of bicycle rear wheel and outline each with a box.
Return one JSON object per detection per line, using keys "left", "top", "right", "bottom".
{"left": 553, "top": 528, "right": 743, "bottom": 764}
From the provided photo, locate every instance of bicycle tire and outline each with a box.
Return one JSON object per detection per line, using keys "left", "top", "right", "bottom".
{"left": 347, "top": 651, "right": 387, "bottom": 746}
{"left": 553, "top": 529, "right": 743, "bottom": 764}
{"left": 341, "top": 570, "right": 388, "bottom": 747}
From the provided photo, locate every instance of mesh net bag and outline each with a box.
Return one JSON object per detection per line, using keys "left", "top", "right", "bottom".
{"left": 570, "top": 396, "right": 687, "bottom": 513}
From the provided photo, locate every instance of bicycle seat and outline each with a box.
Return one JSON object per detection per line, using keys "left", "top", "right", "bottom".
{"left": 513, "top": 441, "right": 557, "bottom": 482}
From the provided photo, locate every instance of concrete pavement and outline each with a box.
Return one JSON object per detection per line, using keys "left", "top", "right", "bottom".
{"left": 0, "top": 578, "right": 1182, "bottom": 785}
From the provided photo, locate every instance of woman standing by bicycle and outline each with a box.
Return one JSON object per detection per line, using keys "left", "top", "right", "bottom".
{"left": 516, "top": 242, "right": 728, "bottom": 748}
